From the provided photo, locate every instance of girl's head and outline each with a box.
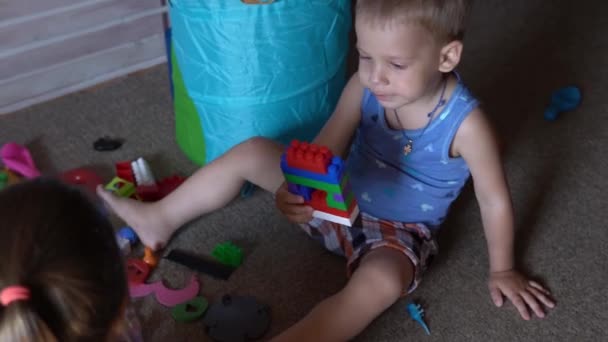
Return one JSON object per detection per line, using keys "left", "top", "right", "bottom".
{"left": 0, "top": 179, "right": 128, "bottom": 341}
{"left": 355, "top": 0, "right": 472, "bottom": 109}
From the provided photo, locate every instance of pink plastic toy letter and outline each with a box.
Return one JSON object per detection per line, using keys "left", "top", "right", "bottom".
{"left": 129, "top": 275, "right": 200, "bottom": 307}
{"left": 0, "top": 142, "right": 41, "bottom": 179}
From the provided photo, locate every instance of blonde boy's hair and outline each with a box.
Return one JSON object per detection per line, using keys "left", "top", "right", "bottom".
{"left": 356, "top": 0, "right": 472, "bottom": 43}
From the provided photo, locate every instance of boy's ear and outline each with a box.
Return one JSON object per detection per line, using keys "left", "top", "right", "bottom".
{"left": 438, "top": 40, "right": 463, "bottom": 72}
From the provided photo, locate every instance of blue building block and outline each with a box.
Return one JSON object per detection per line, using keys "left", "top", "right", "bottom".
{"left": 288, "top": 183, "right": 314, "bottom": 201}
{"left": 280, "top": 154, "right": 345, "bottom": 185}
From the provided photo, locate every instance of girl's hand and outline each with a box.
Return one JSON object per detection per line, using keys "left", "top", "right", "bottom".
{"left": 488, "top": 269, "right": 556, "bottom": 320}
{"left": 274, "top": 182, "right": 314, "bottom": 223}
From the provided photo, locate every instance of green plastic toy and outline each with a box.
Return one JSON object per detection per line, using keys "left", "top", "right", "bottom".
{"left": 104, "top": 177, "right": 136, "bottom": 198}
{"left": 212, "top": 242, "right": 243, "bottom": 268}
{"left": 0, "top": 171, "right": 7, "bottom": 190}
{"left": 171, "top": 296, "right": 209, "bottom": 322}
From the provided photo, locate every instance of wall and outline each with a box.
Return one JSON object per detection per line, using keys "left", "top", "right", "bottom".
{"left": 0, "top": 0, "right": 167, "bottom": 114}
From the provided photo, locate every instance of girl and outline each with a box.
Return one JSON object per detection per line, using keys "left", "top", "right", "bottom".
{"left": 0, "top": 179, "right": 141, "bottom": 341}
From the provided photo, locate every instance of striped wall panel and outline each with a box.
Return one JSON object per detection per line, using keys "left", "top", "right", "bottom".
{"left": 0, "top": 0, "right": 168, "bottom": 114}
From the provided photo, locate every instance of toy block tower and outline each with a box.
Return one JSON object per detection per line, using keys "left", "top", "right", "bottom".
{"left": 280, "top": 140, "right": 359, "bottom": 226}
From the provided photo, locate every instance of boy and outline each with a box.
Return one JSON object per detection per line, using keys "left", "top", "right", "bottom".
{"left": 98, "top": 0, "right": 555, "bottom": 340}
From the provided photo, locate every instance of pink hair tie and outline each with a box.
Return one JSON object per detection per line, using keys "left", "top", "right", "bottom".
{"left": 0, "top": 286, "right": 30, "bottom": 306}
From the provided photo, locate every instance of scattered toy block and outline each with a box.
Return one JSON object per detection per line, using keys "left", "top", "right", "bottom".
{"left": 131, "top": 158, "right": 155, "bottom": 186}
{"left": 165, "top": 249, "right": 235, "bottom": 280}
{"left": 212, "top": 242, "right": 243, "bottom": 268}
{"left": 143, "top": 247, "right": 159, "bottom": 268}
{"left": 105, "top": 177, "right": 136, "bottom": 198}
{"left": 136, "top": 184, "right": 161, "bottom": 202}
{"left": 115, "top": 161, "right": 135, "bottom": 183}
{"left": 126, "top": 259, "right": 151, "bottom": 286}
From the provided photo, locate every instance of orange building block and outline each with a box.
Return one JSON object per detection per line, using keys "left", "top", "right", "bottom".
{"left": 143, "top": 247, "right": 159, "bottom": 268}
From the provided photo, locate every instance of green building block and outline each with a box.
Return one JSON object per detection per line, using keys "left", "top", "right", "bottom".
{"left": 212, "top": 242, "right": 243, "bottom": 268}
{"left": 104, "top": 177, "right": 136, "bottom": 198}
{"left": 283, "top": 173, "right": 350, "bottom": 194}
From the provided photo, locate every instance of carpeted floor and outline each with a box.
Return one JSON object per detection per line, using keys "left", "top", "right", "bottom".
{"left": 1, "top": 0, "right": 607, "bottom": 341}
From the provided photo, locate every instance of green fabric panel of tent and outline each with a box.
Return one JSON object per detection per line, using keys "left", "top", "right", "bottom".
{"left": 172, "top": 46, "right": 207, "bottom": 165}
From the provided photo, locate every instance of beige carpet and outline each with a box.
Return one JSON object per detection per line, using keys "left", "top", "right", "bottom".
{"left": 1, "top": 0, "right": 607, "bottom": 341}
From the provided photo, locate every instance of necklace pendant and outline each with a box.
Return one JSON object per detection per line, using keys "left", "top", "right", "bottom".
{"left": 403, "top": 140, "right": 413, "bottom": 155}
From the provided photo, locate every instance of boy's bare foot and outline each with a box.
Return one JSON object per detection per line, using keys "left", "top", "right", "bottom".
{"left": 96, "top": 185, "right": 173, "bottom": 250}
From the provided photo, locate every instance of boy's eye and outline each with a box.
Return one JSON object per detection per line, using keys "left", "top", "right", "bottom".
{"left": 358, "top": 55, "right": 371, "bottom": 60}
{"left": 391, "top": 63, "right": 407, "bottom": 70}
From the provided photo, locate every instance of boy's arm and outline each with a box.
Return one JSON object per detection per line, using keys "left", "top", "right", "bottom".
{"left": 454, "top": 108, "right": 515, "bottom": 272}
{"left": 312, "top": 72, "right": 364, "bottom": 157}
{"left": 453, "top": 108, "right": 555, "bottom": 320}
{"left": 275, "top": 73, "right": 364, "bottom": 223}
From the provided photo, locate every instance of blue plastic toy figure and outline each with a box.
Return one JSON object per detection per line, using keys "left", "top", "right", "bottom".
{"left": 118, "top": 226, "right": 139, "bottom": 245}
{"left": 407, "top": 301, "right": 430, "bottom": 335}
{"left": 544, "top": 86, "right": 582, "bottom": 121}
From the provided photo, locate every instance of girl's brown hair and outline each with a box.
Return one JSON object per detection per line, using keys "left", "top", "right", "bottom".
{"left": 356, "top": 0, "right": 472, "bottom": 43}
{"left": 0, "top": 179, "right": 127, "bottom": 341}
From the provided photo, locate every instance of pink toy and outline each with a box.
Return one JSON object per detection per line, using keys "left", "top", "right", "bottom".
{"left": 129, "top": 275, "right": 200, "bottom": 307}
{"left": 0, "top": 142, "right": 41, "bottom": 179}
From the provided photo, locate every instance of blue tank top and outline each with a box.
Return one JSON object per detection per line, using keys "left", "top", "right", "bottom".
{"left": 346, "top": 76, "right": 479, "bottom": 228}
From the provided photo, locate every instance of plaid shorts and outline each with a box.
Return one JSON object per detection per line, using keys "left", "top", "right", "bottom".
{"left": 300, "top": 212, "right": 438, "bottom": 294}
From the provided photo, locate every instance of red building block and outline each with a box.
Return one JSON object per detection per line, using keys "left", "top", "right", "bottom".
{"left": 115, "top": 161, "right": 135, "bottom": 183}
{"left": 157, "top": 175, "right": 186, "bottom": 198}
{"left": 126, "top": 258, "right": 151, "bottom": 285}
{"left": 136, "top": 184, "right": 162, "bottom": 202}
{"left": 285, "top": 140, "right": 333, "bottom": 174}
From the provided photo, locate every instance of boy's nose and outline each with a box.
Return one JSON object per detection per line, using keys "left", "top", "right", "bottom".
{"left": 370, "top": 66, "right": 387, "bottom": 85}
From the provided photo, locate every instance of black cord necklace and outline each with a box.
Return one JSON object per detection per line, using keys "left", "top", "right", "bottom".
{"left": 393, "top": 78, "right": 447, "bottom": 156}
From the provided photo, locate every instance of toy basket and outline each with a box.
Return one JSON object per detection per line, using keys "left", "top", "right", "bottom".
{"left": 167, "top": 0, "right": 352, "bottom": 164}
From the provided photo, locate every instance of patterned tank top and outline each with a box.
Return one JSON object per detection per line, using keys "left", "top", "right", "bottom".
{"left": 346, "top": 75, "right": 479, "bottom": 227}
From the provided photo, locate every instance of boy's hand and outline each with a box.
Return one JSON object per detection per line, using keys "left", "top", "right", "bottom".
{"left": 274, "top": 182, "right": 314, "bottom": 223}
{"left": 488, "top": 269, "right": 555, "bottom": 320}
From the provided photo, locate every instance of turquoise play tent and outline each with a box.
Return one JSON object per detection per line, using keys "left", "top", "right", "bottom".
{"left": 167, "top": 0, "right": 352, "bottom": 165}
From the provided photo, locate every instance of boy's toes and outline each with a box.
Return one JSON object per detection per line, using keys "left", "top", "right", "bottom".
{"left": 96, "top": 184, "right": 119, "bottom": 205}
{"left": 96, "top": 184, "right": 111, "bottom": 199}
